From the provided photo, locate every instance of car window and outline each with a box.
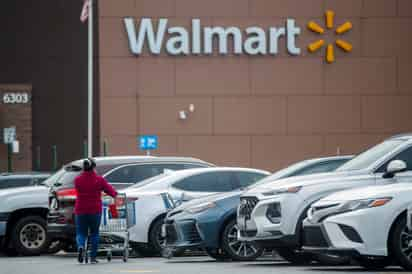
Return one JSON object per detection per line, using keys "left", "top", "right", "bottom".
{"left": 173, "top": 172, "right": 236, "bottom": 192}
{"left": 33, "top": 176, "right": 49, "bottom": 185}
{"left": 376, "top": 146, "right": 412, "bottom": 173}
{"left": 337, "top": 139, "right": 403, "bottom": 172}
{"left": 236, "top": 172, "right": 268, "bottom": 188}
{"left": 105, "top": 163, "right": 203, "bottom": 184}
{"left": 0, "top": 178, "right": 33, "bottom": 189}
{"left": 291, "top": 159, "right": 348, "bottom": 176}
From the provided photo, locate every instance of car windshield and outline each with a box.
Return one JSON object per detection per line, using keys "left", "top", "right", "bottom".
{"left": 41, "top": 169, "right": 66, "bottom": 187}
{"left": 336, "top": 139, "right": 403, "bottom": 172}
{"left": 252, "top": 161, "right": 312, "bottom": 186}
{"left": 41, "top": 165, "right": 82, "bottom": 187}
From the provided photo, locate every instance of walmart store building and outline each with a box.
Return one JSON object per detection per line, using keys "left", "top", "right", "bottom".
{"left": 1, "top": 0, "right": 412, "bottom": 171}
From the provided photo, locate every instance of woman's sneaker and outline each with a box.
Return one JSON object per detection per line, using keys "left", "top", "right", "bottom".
{"left": 90, "top": 258, "right": 99, "bottom": 264}
{"left": 78, "top": 248, "right": 84, "bottom": 263}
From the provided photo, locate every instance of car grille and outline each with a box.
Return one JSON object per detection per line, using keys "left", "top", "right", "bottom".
{"left": 181, "top": 222, "right": 202, "bottom": 243}
{"left": 239, "top": 197, "right": 259, "bottom": 220}
{"left": 303, "top": 226, "right": 329, "bottom": 247}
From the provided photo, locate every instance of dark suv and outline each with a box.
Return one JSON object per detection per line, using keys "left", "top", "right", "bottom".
{"left": 47, "top": 156, "right": 213, "bottom": 250}
{"left": 0, "top": 173, "right": 50, "bottom": 190}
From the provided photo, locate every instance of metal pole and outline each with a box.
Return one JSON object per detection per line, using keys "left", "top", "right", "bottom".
{"left": 7, "top": 144, "right": 12, "bottom": 173}
{"left": 87, "top": 0, "right": 94, "bottom": 158}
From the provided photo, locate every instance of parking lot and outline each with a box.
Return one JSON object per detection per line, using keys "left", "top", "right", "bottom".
{"left": 0, "top": 254, "right": 409, "bottom": 274}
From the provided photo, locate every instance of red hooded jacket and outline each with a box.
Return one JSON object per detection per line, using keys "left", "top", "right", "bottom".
{"left": 74, "top": 170, "right": 117, "bottom": 215}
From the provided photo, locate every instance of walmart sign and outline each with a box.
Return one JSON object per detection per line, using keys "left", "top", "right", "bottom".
{"left": 124, "top": 18, "right": 301, "bottom": 56}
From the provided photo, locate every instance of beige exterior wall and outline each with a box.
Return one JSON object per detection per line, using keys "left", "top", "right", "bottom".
{"left": 98, "top": 0, "right": 412, "bottom": 171}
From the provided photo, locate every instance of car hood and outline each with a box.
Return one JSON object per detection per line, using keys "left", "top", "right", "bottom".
{"left": 243, "top": 171, "right": 361, "bottom": 195}
{"left": 318, "top": 183, "right": 412, "bottom": 203}
{"left": 0, "top": 185, "right": 48, "bottom": 198}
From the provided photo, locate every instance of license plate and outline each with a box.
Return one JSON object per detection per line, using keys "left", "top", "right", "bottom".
{"left": 161, "top": 224, "right": 167, "bottom": 238}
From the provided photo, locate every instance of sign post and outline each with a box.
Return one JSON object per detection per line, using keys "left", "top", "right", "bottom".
{"left": 139, "top": 135, "right": 158, "bottom": 156}
{"left": 3, "top": 127, "right": 16, "bottom": 172}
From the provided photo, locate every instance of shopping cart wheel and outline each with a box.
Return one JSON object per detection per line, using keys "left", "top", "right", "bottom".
{"left": 107, "top": 251, "right": 112, "bottom": 262}
{"left": 123, "top": 249, "right": 129, "bottom": 263}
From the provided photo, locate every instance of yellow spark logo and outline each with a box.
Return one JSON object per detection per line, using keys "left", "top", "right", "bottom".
{"left": 307, "top": 10, "right": 353, "bottom": 63}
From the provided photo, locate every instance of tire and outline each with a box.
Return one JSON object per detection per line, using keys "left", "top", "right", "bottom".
{"left": 205, "top": 248, "right": 231, "bottom": 261}
{"left": 11, "top": 216, "right": 49, "bottom": 256}
{"left": 276, "top": 247, "right": 314, "bottom": 265}
{"left": 390, "top": 216, "right": 412, "bottom": 270}
{"left": 357, "top": 257, "right": 391, "bottom": 270}
{"left": 46, "top": 240, "right": 67, "bottom": 255}
{"left": 147, "top": 217, "right": 166, "bottom": 257}
{"left": 62, "top": 242, "right": 77, "bottom": 253}
{"left": 221, "top": 220, "right": 264, "bottom": 261}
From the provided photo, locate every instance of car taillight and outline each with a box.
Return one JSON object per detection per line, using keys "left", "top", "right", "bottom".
{"left": 56, "top": 188, "right": 77, "bottom": 201}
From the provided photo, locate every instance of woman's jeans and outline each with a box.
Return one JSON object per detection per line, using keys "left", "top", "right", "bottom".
{"left": 75, "top": 214, "right": 101, "bottom": 258}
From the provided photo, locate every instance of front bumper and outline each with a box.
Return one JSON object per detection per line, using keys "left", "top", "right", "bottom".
{"left": 302, "top": 206, "right": 390, "bottom": 257}
{"left": 237, "top": 195, "right": 302, "bottom": 245}
{"left": 302, "top": 222, "right": 361, "bottom": 258}
{"left": 164, "top": 219, "right": 204, "bottom": 250}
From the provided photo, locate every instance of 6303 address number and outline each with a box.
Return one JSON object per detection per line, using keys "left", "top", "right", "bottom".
{"left": 2, "top": 93, "right": 30, "bottom": 104}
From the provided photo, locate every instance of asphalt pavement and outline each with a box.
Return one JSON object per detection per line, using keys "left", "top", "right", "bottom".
{"left": 0, "top": 254, "right": 410, "bottom": 274}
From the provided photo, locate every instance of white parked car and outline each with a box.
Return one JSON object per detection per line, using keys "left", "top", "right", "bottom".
{"left": 121, "top": 167, "right": 270, "bottom": 256}
{"left": 303, "top": 179, "right": 412, "bottom": 270}
{"left": 237, "top": 134, "right": 412, "bottom": 264}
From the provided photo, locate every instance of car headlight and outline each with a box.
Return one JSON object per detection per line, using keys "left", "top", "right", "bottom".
{"left": 340, "top": 197, "right": 392, "bottom": 212}
{"left": 185, "top": 202, "right": 217, "bottom": 214}
{"left": 262, "top": 186, "right": 302, "bottom": 196}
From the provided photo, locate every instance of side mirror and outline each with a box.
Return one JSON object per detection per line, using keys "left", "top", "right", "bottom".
{"left": 383, "top": 160, "right": 407, "bottom": 179}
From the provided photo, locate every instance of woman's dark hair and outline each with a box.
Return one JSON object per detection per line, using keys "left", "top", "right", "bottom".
{"left": 83, "top": 158, "right": 96, "bottom": 171}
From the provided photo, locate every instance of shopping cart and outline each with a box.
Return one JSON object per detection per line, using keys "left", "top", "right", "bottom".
{"left": 82, "top": 193, "right": 135, "bottom": 263}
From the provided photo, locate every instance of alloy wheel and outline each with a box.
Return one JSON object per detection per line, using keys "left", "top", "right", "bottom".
{"left": 19, "top": 223, "right": 46, "bottom": 250}
{"left": 400, "top": 226, "right": 412, "bottom": 259}
{"left": 227, "top": 224, "right": 259, "bottom": 258}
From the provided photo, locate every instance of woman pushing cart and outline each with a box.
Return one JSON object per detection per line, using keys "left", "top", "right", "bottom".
{"left": 74, "top": 158, "right": 117, "bottom": 264}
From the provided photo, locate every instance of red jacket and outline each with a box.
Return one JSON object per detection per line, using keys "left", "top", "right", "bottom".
{"left": 74, "top": 171, "right": 117, "bottom": 215}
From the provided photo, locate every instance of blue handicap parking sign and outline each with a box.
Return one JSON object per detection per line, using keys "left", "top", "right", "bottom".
{"left": 139, "top": 135, "right": 158, "bottom": 150}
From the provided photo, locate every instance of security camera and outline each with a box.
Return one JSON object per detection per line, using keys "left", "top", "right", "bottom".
{"left": 189, "top": 104, "right": 195, "bottom": 113}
